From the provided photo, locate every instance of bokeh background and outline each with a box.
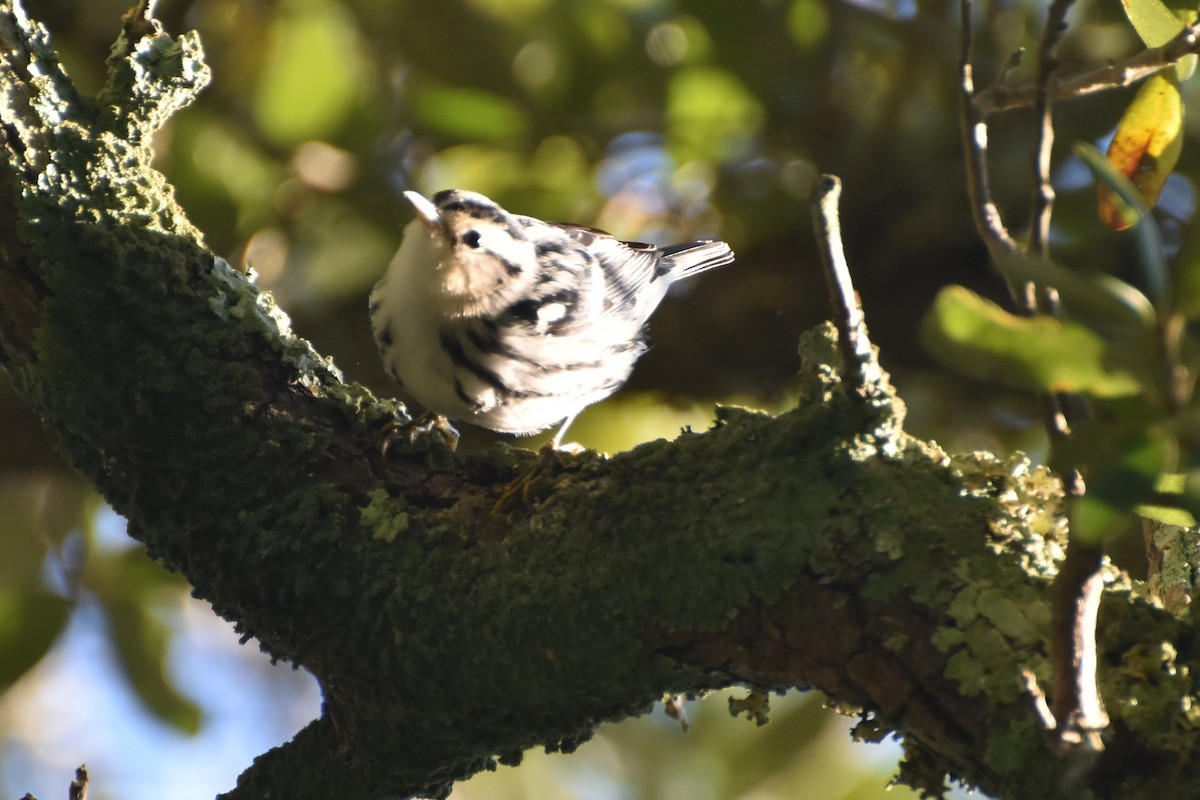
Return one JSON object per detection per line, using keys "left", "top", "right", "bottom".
{"left": 2, "top": 0, "right": 1191, "bottom": 797}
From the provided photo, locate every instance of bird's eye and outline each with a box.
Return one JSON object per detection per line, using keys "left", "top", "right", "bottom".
{"left": 461, "top": 230, "right": 482, "bottom": 249}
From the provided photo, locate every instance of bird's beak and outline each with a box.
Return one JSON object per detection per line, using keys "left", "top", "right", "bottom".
{"left": 403, "top": 190, "right": 443, "bottom": 231}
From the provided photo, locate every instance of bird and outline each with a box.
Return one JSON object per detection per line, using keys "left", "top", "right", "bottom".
{"left": 369, "top": 188, "right": 735, "bottom": 448}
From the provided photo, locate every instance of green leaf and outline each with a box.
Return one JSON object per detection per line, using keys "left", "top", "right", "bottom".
{"left": 0, "top": 590, "right": 71, "bottom": 691}
{"left": 1137, "top": 502, "right": 1196, "bottom": 527}
{"left": 1125, "top": 0, "right": 1186, "bottom": 45}
{"left": 92, "top": 550, "right": 198, "bottom": 733}
{"left": 0, "top": 476, "right": 99, "bottom": 590}
{"left": 253, "top": 3, "right": 367, "bottom": 145}
{"left": 994, "top": 252, "right": 1155, "bottom": 330}
{"left": 1072, "top": 432, "right": 1174, "bottom": 543}
{"left": 1138, "top": 472, "right": 1197, "bottom": 526}
{"left": 788, "top": 0, "right": 830, "bottom": 50}
{"left": 666, "top": 66, "right": 764, "bottom": 162}
{"left": 1121, "top": 0, "right": 1197, "bottom": 79}
{"left": 1075, "top": 142, "right": 1169, "bottom": 307}
{"left": 102, "top": 595, "right": 202, "bottom": 734}
{"left": 409, "top": 83, "right": 530, "bottom": 143}
{"left": 920, "top": 286, "right": 1143, "bottom": 397}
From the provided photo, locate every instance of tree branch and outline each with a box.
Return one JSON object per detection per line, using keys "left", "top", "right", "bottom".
{"left": 974, "top": 21, "right": 1200, "bottom": 116}
{"left": 958, "top": 0, "right": 1020, "bottom": 262}
{"left": 2, "top": 3, "right": 1200, "bottom": 799}
{"left": 1028, "top": 0, "right": 1075, "bottom": 256}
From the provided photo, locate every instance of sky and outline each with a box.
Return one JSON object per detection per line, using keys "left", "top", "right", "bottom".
{"left": 0, "top": 507, "right": 322, "bottom": 800}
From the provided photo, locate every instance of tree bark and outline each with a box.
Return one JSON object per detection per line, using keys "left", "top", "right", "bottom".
{"left": 1, "top": 3, "right": 1197, "bottom": 799}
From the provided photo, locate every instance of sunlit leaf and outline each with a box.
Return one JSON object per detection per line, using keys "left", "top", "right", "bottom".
{"left": 409, "top": 83, "right": 530, "bottom": 143}
{"left": 529, "top": 135, "right": 590, "bottom": 192}
{"left": 666, "top": 67, "right": 764, "bottom": 162}
{"left": 1120, "top": 0, "right": 1197, "bottom": 79}
{"left": 788, "top": 0, "right": 830, "bottom": 50}
{"left": 994, "top": 252, "right": 1155, "bottom": 330}
{"left": 560, "top": 392, "right": 795, "bottom": 454}
{"left": 1138, "top": 472, "right": 1197, "bottom": 526}
{"left": 1124, "top": 0, "right": 1186, "bottom": 45}
{"left": 253, "top": 3, "right": 367, "bottom": 145}
{"left": 422, "top": 144, "right": 525, "bottom": 197}
{"left": 1097, "top": 74, "right": 1184, "bottom": 232}
{"left": 920, "top": 286, "right": 1142, "bottom": 397}
{"left": 570, "top": 1, "right": 632, "bottom": 55}
{"left": 0, "top": 590, "right": 71, "bottom": 692}
{"left": 1072, "top": 432, "right": 1174, "bottom": 543}
{"left": 1137, "top": 502, "right": 1196, "bottom": 527}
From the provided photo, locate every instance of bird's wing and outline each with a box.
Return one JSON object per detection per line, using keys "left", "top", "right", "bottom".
{"left": 551, "top": 223, "right": 733, "bottom": 316}
{"left": 550, "top": 223, "right": 663, "bottom": 312}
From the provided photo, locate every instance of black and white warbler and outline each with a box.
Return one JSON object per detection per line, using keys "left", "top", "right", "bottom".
{"left": 369, "top": 189, "right": 735, "bottom": 447}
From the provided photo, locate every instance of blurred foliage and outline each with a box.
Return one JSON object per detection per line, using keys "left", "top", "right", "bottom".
{"left": 0, "top": 476, "right": 93, "bottom": 695}
{"left": 8, "top": 0, "right": 1200, "bottom": 796}
{"left": 918, "top": 0, "right": 1200, "bottom": 545}
{"left": 451, "top": 691, "right": 926, "bottom": 800}
{"left": 921, "top": 286, "right": 1146, "bottom": 398}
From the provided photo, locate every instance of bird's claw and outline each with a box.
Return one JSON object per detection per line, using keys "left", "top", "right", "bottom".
{"left": 380, "top": 412, "right": 460, "bottom": 458}
{"left": 491, "top": 442, "right": 590, "bottom": 514}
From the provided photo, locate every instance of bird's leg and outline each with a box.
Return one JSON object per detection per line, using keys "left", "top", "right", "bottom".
{"left": 550, "top": 412, "right": 578, "bottom": 450}
{"left": 380, "top": 410, "right": 460, "bottom": 458}
{"left": 492, "top": 415, "right": 581, "bottom": 513}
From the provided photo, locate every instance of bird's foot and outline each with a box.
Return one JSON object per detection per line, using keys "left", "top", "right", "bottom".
{"left": 492, "top": 441, "right": 584, "bottom": 514}
{"left": 380, "top": 411, "right": 460, "bottom": 458}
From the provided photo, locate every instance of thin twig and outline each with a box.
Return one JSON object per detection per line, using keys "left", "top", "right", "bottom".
{"left": 958, "top": 0, "right": 1020, "bottom": 262}
{"left": 1028, "top": 0, "right": 1077, "bottom": 255}
{"left": 810, "top": 174, "right": 873, "bottom": 392}
{"left": 1022, "top": 669, "right": 1057, "bottom": 731}
{"left": 1040, "top": 287, "right": 1077, "bottom": 439}
{"left": 976, "top": 21, "right": 1200, "bottom": 116}
{"left": 1051, "top": 542, "right": 1108, "bottom": 753}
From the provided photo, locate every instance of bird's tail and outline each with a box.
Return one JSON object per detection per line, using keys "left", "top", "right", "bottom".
{"left": 656, "top": 240, "right": 735, "bottom": 280}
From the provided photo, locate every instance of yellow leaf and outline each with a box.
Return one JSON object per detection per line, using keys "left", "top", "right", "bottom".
{"left": 1099, "top": 73, "right": 1184, "bottom": 231}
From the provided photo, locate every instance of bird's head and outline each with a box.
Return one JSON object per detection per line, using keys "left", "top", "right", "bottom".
{"left": 404, "top": 189, "right": 540, "bottom": 318}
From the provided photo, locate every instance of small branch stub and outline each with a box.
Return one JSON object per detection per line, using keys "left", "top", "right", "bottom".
{"left": 69, "top": 766, "right": 89, "bottom": 800}
{"left": 810, "top": 174, "right": 877, "bottom": 396}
